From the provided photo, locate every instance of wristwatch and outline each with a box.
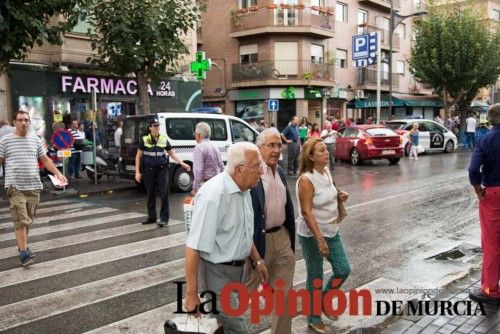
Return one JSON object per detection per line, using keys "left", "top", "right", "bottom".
{"left": 254, "top": 259, "right": 265, "bottom": 267}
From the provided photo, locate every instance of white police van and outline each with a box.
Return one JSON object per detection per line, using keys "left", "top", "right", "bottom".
{"left": 119, "top": 112, "right": 259, "bottom": 192}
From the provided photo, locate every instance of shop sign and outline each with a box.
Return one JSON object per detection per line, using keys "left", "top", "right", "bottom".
{"left": 61, "top": 75, "right": 177, "bottom": 98}
{"left": 305, "top": 87, "right": 322, "bottom": 99}
{"left": 53, "top": 114, "right": 63, "bottom": 122}
{"left": 229, "top": 88, "right": 269, "bottom": 101}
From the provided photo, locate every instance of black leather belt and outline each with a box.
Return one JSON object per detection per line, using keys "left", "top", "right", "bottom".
{"left": 266, "top": 225, "right": 282, "bottom": 233}
{"left": 219, "top": 260, "right": 246, "bottom": 267}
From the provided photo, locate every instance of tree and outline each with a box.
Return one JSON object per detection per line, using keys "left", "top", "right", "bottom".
{"left": 409, "top": 4, "right": 500, "bottom": 129}
{"left": 86, "top": 0, "right": 203, "bottom": 114}
{"left": 0, "top": 0, "right": 83, "bottom": 73}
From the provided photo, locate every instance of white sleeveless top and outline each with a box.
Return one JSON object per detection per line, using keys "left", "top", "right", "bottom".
{"left": 296, "top": 167, "right": 338, "bottom": 238}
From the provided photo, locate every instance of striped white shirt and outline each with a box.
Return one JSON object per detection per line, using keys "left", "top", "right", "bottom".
{"left": 0, "top": 133, "right": 46, "bottom": 190}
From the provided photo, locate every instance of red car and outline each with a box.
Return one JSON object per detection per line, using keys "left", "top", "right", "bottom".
{"left": 336, "top": 125, "right": 404, "bottom": 165}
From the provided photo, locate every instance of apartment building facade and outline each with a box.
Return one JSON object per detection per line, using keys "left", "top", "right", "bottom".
{"left": 200, "top": 0, "right": 441, "bottom": 129}
{"left": 0, "top": 19, "right": 201, "bottom": 144}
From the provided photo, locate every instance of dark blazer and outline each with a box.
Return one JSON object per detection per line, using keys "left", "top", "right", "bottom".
{"left": 251, "top": 166, "right": 295, "bottom": 259}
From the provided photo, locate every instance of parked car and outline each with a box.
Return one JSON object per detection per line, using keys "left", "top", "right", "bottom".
{"left": 119, "top": 112, "right": 259, "bottom": 192}
{"left": 385, "top": 119, "right": 458, "bottom": 156}
{"left": 336, "top": 125, "right": 404, "bottom": 165}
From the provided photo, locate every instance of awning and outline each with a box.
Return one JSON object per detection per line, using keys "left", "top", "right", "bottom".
{"left": 347, "top": 94, "right": 444, "bottom": 109}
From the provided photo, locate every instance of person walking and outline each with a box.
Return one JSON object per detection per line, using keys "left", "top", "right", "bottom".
{"left": 68, "top": 120, "right": 85, "bottom": 179}
{"left": 246, "top": 128, "right": 296, "bottom": 334}
{"left": 296, "top": 138, "right": 350, "bottom": 333}
{"left": 465, "top": 113, "right": 477, "bottom": 151}
{"left": 281, "top": 116, "right": 300, "bottom": 176}
{"left": 184, "top": 142, "right": 268, "bottom": 334}
{"left": 408, "top": 123, "right": 420, "bottom": 160}
{"left": 320, "top": 122, "right": 337, "bottom": 170}
{"left": 0, "top": 110, "right": 67, "bottom": 267}
{"left": 191, "top": 122, "right": 223, "bottom": 195}
{"left": 468, "top": 103, "right": 500, "bottom": 306}
{"left": 135, "top": 119, "right": 190, "bottom": 227}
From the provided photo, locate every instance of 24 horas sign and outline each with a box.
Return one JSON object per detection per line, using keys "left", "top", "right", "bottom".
{"left": 61, "top": 75, "right": 176, "bottom": 97}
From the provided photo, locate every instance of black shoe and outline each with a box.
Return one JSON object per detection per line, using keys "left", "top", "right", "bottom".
{"left": 157, "top": 220, "right": 168, "bottom": 227}
{"left": 469, "top": 291, "right": 500, "bottom": 306}
{"left": 18, "top": 247, "right": 35, "bottom": 258}
{"left": 20, "top": 251, "right": 35, "bottom": 267}
{"left": 142, "top": 219, "right": 157, "bottom": 225}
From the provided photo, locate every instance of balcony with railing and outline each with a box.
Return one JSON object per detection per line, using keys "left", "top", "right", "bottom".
{"left": 232, "top": 60, "right": 335, "bottom": 87}
{"left": 358, "top": 0, "right": 400, "bottom": 12}
{"left": 358, "top": 24, "right": 400, "bottom": 51}
{"left": 357, "top": 68, "right": 399, "bottom": 90}
{"left": 229, "top": 5, "right": 335, "bottom": 39}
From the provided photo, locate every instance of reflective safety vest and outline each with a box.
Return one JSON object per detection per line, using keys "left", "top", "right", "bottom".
{"left": 142, "top": 134, "right": 169, "bottom": 167}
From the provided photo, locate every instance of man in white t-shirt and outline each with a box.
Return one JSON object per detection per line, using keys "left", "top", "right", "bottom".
{"left": 320, "top": 122, "right": 338, "bottom": 169}
{"left": 465, "top": 114, "right": 477, "bottom": 151}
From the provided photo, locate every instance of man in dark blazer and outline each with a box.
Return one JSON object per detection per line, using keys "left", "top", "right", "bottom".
{"left": 247, "top": 128, "right": 295, "bottom": 334}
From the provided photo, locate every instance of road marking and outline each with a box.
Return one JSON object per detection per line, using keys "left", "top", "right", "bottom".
{"left": 0, "top": 214, "right": 156, "bottom": 260}
{"left": 0, "top": 259, "right": 185, "bottom": 332}
{"left": 0, "top": 199, "right": 74, "bottom": 213}
{"left": 0, "top": 231, "right": 187, "bottom": 288}
{"left": 0, "top": 207, "right": 120, "bottom": 241}
{"left": 0, "top": 202, "right": 92, "bottom": 220}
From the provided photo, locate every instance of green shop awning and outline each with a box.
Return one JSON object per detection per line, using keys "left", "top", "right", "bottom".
{"left": 347, "top": 94, "right": 443, "bottom": 109}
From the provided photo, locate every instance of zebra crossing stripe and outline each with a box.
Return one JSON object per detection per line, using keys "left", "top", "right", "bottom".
{"left": 0, "top": 202, "right": 92, "bottom": 220}
{"left": 0, "top": 207, "right": 120, "bottom": 241}
{"left": 0, "top": 216, "right": 153, "bottom": 260}
{"left": 0, "top": 259, "right": 185, "bottom": 332}
{"left": 0, "top": 232, "right": 187, "bottom": 289}
{"left": 0, "top": 199, "right": 75, "bottom": 213}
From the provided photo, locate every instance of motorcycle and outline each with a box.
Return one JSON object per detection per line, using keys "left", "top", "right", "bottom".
{"left": 82, "top": 145, "right": 119, "bottom": 180}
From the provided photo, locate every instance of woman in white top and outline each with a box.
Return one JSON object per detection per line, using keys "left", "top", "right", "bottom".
{"left": 296, "top": 138, "right": 350, "bottom": 333}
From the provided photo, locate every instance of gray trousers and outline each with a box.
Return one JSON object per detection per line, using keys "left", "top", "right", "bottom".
{"left": 287, "top": 142, "right": 300, "bottom": 174}
{"left": 199, "top": 259, "right": 249, "bottom": 334}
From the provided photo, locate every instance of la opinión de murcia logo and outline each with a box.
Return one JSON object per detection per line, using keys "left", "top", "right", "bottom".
{"left": 174, "top": 279, "right": 486, "bottom": 322}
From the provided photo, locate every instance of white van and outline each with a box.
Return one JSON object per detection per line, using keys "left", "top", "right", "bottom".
{"left": 119, "top": 112, "right": 259, "bottom": 192}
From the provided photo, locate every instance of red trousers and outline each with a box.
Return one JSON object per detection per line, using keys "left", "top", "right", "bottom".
{"left": 479, "top": 186, "right": 500, "bottom": 297}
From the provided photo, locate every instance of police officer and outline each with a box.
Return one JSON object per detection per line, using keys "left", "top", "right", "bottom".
{"left": 135, "top": 119, "right": 190, "bottom": 227}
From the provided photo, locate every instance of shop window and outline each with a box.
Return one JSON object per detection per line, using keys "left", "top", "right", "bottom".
{"left": 166, "top": 118, "right": 196, "bottom": 140}
{"left": 336, "top": 49, "right": 347, "bottom": 69}
{"left": 336, "top": 2, "right": 347, "bottom": 22}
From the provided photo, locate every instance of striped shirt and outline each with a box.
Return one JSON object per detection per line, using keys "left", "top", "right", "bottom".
{"left": 192, "top": 139, "right": 223, "bottom": 191}
{"left": 69, "top": 129, "right": 85, "bottom": 153}
{"left": 0, "top": 133, "right": 46, "bottom": 190}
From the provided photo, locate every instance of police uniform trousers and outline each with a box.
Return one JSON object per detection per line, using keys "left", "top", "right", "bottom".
{"left": 143, "top": 164, "right": 170, "bottom": 222}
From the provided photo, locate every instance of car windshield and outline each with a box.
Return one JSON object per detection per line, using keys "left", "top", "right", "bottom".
{"left": 385, "top": 122, "right": 407, "bottom": 130}
{"left": 365, "top": 128, "right": 398, "bottom": 137}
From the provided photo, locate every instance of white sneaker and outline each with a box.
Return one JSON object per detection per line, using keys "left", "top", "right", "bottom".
{"left": 415, "top": 157, "right": 419, "bottom": 160}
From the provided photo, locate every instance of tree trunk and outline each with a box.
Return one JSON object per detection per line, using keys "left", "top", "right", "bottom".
{"left": 136, "top": 71, "right": 151, "bottom": 115}
{"left": 457, "top": 99, "right": 470, "bottom": 133}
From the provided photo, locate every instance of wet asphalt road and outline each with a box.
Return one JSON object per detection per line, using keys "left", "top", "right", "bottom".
{"left": 82, "top": 149, "right": 480, "bottom": 289}
{"left": 0, "top": 149, "right": 483, "bottom": 333}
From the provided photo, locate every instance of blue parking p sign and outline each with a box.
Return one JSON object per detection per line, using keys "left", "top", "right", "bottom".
{"left": 352, "top": 35, "right": 369, "bottom": 60}
{"left": 268, "top": 99, "right": 279, "bottom": 112}
{"left": 352, "top": 33, "right": 378, "bottom": 67}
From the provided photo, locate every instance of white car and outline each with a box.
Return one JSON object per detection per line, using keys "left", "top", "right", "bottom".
{"left": 386, "top": 119, "right": 458, "bottom": 156}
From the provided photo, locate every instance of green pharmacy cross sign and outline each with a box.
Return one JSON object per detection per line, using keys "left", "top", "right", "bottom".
{"left": 190, "top": 51, "right": 212, "bottom": 80}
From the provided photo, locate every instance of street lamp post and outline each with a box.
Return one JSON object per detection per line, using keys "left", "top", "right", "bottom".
{"left": 388, "top": 2, "right": 427, "bottom": 117}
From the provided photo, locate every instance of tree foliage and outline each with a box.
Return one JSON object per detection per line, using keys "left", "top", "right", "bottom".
{"left": 86, "top": 0, "right": 202, "bottom": 114}
{"left": 409, "top": 4, "right": 500, "bottom": 126}
{"left": 0, "top": 0, "right": 83, "bottom": 73}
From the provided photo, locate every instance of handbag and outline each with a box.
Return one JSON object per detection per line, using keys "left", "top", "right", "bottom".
{"left": 164, "top": 316, "right": 220, "bottom": 334}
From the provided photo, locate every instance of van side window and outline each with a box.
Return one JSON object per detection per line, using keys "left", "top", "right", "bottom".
{"left": 197, "top": 119, "right": 227, "bottom": 141}
{"left": 230, "top": 120, "right": 256, "bottom": 143}
{"left": 166, "top": 119, "right": 196, "bottom": 140}
{"left": 123, "top": 121, "right": 136, "bottom": 144}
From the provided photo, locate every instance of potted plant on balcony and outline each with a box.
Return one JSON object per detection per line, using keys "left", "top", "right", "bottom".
{"left": 319, "top": 7, "right": 328, "bottom": 14}
{"left": 237, "top": 7, "right": 248, "bottom": 14}
{"left": 249, "top": 5, "right": 259, "bottom": 11}
{"left": 294, "top": 3, "right": 305, "bottom": 10}
{"left": 230, "top": 9, "right": 242, "bottom": 27}
{"left": 311, "top": 5, "right": 320, "bottom": 11}
{"left": 303, "top": 72, "right": 313, "bottom": 86}
{"left": 267, "top": 3, "right": 278, "bottom": 9}
{"left": 280, "top": 3, "right": 292, "bottom": 9}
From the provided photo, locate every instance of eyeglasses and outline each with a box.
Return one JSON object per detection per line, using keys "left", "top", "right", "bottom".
{"left": 239, "top": 161, "right": 265, "bottom": 171}
{"left": 262, "top": 142, "right": 283, "bottom": 150}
